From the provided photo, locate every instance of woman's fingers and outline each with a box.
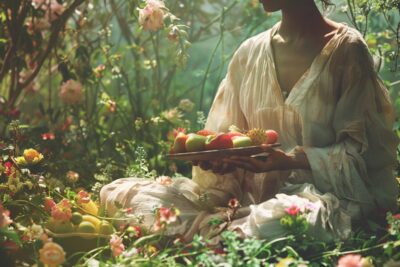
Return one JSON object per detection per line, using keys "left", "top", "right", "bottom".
{"left": 223, "top": 158, "right": 256, "bottom": 172}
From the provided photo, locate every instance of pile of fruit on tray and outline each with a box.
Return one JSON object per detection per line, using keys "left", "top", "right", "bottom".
{"left": 168, "top": 125, "right": 279, "bottom": 161}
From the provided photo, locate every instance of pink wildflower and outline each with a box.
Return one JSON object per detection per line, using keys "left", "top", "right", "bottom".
{"left": 285, "top": 205, "right": 301, "bottom": 216}
{"left": 110, "top": 234, "right": 125, "bottom": 257}
{"left": 159, "top": 207, "right": 179, "bottom": 224}
{"left": 59, "top": 79, "right": 83, "bottom": 105}
{"left": 0, "top": 202, "right": 13, "bottom": 228}
{"left": 76, "top": 190, "right": 91, "bottom": 205}
{"left": 337, "top": 254, "right": 363, "bottom": 267}
{"left": 138, "top": 0, "right": 166, "bottom": 32}
{"left": 41, "top": 132, "right": 55, "bottom": 140}
{"left": 51, "top": 199, "right": 72, "bottom": 222}
{"left": 392, "top": 214, "right": 400, "bottom": 220}
{"left": 44, "top": 197, "right": 56, "bottom": 213}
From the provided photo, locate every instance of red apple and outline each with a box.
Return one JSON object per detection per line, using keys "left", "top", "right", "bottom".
{"left": 265, "top": 130, "right": 278, "bottom": 144}
{"left": 226, "top": 132, "right": 244, "bottom": 139}
{"left": 172, "top": 132, "right": 188, "bottom": 153}
{"left": 205, "top": 133, "right": 233, "bottom": 150}
{"left": 197, "top": 129, "right": 216, "bottom": 136}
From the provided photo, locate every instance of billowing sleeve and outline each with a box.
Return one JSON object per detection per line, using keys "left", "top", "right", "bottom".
{"left": 302, "top": 36, "right": 399, "bottom": 215}
{"left": 204, "top": 45, "right": 248, "bottom": 132}
{"left": 192, "top": 41, "right": 251, "bottom": 206}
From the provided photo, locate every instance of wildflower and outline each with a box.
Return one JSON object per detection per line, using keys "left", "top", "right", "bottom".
{"left": 93, "top": 64, "right": 106, "bottom": 78}
{"left": 51, "top": 199, "right": 72, "bottom": 222}
{"left": 276, "top": 257, "right": 295, "bottom": 267}
{"left": 162, "top": 108, "right": 183, "bottom": 124}
{"left": 178, "top": 99, "right": 195, "bottom": 112}
{"left": 59, "top": 79, "right": 83, "bottom": 105}
{"left": 285, "top": 205, "right": 301, "bottom": 216}
{"left": 66, "top": 171, "right": 79, "bottom": 183}
{"left": 126, "top": 225, "right": 142, "bottom": 239}
{"left": 0, "top": 202, "right": 12, "bottom": 228}
{"left": 228, "top": 198, "right": 240, "bottom": 209}
{"left": 44, "top": 197, "right": 56, "bottom": 213}
{"left": 138, "top": 0, "right": 166, "bottom": 32}
{"left": 146, "top": 245, "right": 158, "bottom": 255}
{"left": 41, "top": 132, "right": 55, "bottom": 140}
{"left": 14, "top": 156, "right": 27, "bottom": 166}
{"left": 4, "top": 162, "right": 15, "bottom": 177}
{"left": 23, "top": 148, "right": 44, "bottom": 165}
{"left": 158, "top": 207, "right": 179, "bottom": 224}
{"left": 76, "top": 190, "right": 91, "bottom": 205}
{"left": 122, "top": 247, "right": 139, "bottom": 257}
{"left": 39, "top": 241, "right": 66, "bottom": 267}
{"left": 105, "top": 99, "right": 117, "bottom": 113}
{"left": 109, "top": 234, "right": 125, "bottom": 257}
{"left": 23, "top": 223, "right": 44, "bottom": 242}
{"left": 156, "top": 176, "right": 172, "bottom": 186}
{"left": 168, "top": 26, "right": 179, "bottom": 42}
{"left": 337, "top": 254, "right": 365, "bottom": 267}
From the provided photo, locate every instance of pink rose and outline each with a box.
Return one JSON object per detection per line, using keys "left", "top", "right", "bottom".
{"left": 138, "top": 0, "right": 165, "bottom": 32}
{"left": 285, "top": 205, "right": 301, "bottom": 216}
{"left": 59, "top": 79, "right": 83, "bottom": 105}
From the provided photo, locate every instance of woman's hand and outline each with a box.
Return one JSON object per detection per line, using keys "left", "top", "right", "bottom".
{"left": 222, "top": 146, "right": 310, "bottom": 173}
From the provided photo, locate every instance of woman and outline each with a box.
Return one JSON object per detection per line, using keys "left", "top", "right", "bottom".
{"left": 101, "top": 0, "right": 399, "bottom": 241}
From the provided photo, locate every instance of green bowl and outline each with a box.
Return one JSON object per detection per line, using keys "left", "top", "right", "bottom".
{"left": 46, "top": 230, "right": 110, "bottom": 258}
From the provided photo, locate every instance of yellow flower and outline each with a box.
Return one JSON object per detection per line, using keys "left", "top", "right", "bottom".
{"left": 276, "top": 258, "right": 295, "bottom": 267}
{"left": 39, "top": 241, "right": 66, "bottom": 267}
{"left": 23, "top": 149, "right": 44, "bottom": 164}
{"left": 15, "top": 156, "right": 27, "bottom": 166}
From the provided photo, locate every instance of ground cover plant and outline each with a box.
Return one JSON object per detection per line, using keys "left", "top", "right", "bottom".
{"left": 1, "top": 0, "right": 400, "bottom": 266}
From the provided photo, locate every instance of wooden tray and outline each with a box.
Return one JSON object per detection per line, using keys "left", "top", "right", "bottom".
{"left": 166, "top": 143, "right": 281, "bottom": 161}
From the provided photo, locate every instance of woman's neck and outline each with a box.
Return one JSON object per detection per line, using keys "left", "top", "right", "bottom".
{"left": 278, "top": 2, "right": 328, "bottom": 40}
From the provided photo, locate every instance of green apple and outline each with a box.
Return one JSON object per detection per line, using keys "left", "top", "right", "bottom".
{"left": 98, "top": 220, "right": 115, "bottom": 235}
{"left": 185, "top": 133, "right": 207, "bottom": 152}
{"left": 53, "top": 220, "right": 75, "bottom": 233}
{"left": 78, "top": 221, "right": 97, "bottom": 234}
{"left": 232, "top": 136, "right": 253, "bottom": 148}
{"left": 172, "top": 132, "right": 188, "bottom": 153}
{"left": 71, "top": 212, "right": 83, "bottom": 225}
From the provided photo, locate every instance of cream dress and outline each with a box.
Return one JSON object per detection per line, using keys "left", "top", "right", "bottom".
{"left": 100, "top": 23, "right": 398, "bottom": 241}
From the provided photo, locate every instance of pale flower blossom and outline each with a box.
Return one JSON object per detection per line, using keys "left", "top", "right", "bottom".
{"left": 51, "top": 199, "right": 72, "bottom": 222}
{"left": 178, "top": 99, "right": 195, "bottom": 112}
{"left": 109, "top": 234, "right": 125, "bottom": 257}
{"left": 66, "top": 171, "right": 79, "bottom": 183}
{"left": 24, "top": 223, "right": 44, "bottom": 242}
{"left": 0, "top": 202, "right": 12, "bottom": 228}
{"left": 59, "top": 79, "right": 84, "bottom": 105}
{"left": 39, "top": 241, "right": 66, "bottom": 267}
{"left": 138, "top": 0, "right": 166, "bottom": 32}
